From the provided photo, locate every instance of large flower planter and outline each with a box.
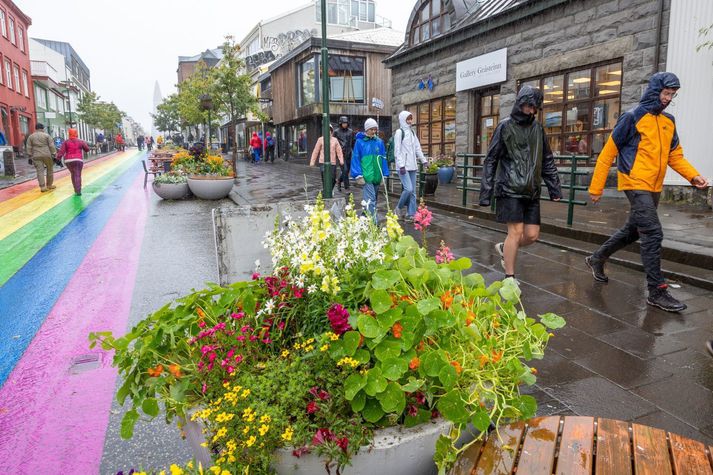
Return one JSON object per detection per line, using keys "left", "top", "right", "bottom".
{"left": 422, "top": 173, "right": 439, "bottom": 196}
{"left": 187, "top": 176, "right": 235, "bottom": 200}
{"left": 182, "top": 417, "right": 451, "bottom": 475}
{"left": 437, "top": 166, "right": 455, "bottom": 185}
{"left": 152, "top": 182, "right": 189, "bottom": 200}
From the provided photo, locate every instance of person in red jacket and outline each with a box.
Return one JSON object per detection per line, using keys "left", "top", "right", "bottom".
{"left": 250, "top": 132, "right": 262, "bottom": 163}
{"left": 57, "top": 128, "right": 90, "bottom": 195}
{"left": 115, "top": 133, "right": 125, "bottom": 151}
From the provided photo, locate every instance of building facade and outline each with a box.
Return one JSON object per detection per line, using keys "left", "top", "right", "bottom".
{"left": 385, "top": 0, "right": 712, "bottom": 189}
{"left": 29, "top": 38, "right": 69, "bottom": 141}
{"left": 0, "top": 0, "right": 34, "bottom": 153}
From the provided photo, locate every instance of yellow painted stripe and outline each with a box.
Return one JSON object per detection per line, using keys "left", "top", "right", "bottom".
{"left": 0, "top": 151, "right": 138, "bottom": 240}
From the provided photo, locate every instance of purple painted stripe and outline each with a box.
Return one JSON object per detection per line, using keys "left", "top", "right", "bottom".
{"left": 0, "top": 172, "right": 148, "bottom": 474}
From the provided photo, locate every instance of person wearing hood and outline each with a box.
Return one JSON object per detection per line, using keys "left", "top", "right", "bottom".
{"left": 310, "top": 124, "right": 344, "bottom": 188}
{"left": 265, "top": 132, "right": 276, "bottom": 163}
{"left": 250, "top": 132, "right": 262, "bottom": 163}
{"left": 351, "top": 118, "right": 389, "bottom": 222}
{"left": 586, "top": 72, "right": 708, "bottom": 312}
{"left": 334, "top": 116, "right": 354, "bottom": 191}
{"left": 57, "top": 128, "right": 90, "bottom": 196}
{"left": 393, "top": 110, "right": 427, "bottom": 221}
{"left": 479, "top": 85, "right": 562, "bottom": 280}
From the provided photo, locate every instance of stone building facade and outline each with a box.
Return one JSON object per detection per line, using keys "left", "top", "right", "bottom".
{"left": 384, "top": 0, "right": 711, "bottom": 194}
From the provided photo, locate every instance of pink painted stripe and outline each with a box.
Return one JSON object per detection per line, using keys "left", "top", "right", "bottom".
{"left": 0, "top": 151, "right": 122, "bottom": 202}
{"left": 0, "top": 171, "right": 148, "bottom": 474}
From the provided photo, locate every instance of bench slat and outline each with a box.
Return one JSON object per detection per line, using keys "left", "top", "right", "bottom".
{"left": 669, "top": 432, "right": 713, "bottom": 475}
{"left": 448, "top": 440, "right": 484, "bottom": 475}
{"left": 516, "top": 416, "right": 560, "bottom": 475}
{"left": 555, "top": 416, "right": 594, "bottom": 475}
{"left": 474, "top": 420, "right": 525, "bottom": 475}
{"left": 632, "top": 423, "right": 672, "bottom": 475}
{"left": 595, "top": 418, "right": 632, "bottom": 475}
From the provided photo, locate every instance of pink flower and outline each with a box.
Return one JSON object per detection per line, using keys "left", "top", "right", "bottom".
{"left": 249, "top": 335, "right": 258, "bottom": 342}
{"left": 306, "top": 401, "right": 319, "bottom": 414}
{"left": 235, "top": 354, "right": 244, "bottom": 363}
{"left": 312, "top": 428, "right": 335, "bottom": 445}
{"left": 277, "top": 321, "right": 285, "bottom": 331}
{"left": 435, "top": 240, "right": 455, "bottom": 264}
{"left": 309, "top": 387, "right": 331, "bottom": 400}
{"left": 197, "top": 320, "right": 206, "bottom": 328}
{"left": 327, "top": 304, "right": 352, "bottom": 335}
{"left": 201, "top": 382, "right": 207, "bottom": 393}
{"left": 414, "top": 203, "right": 433, "bottom": 231}
{"left": 225, "top": 366, "right": 234, "bottom": 374}
{"left": 293, "top": 287, "right": 305, "bottom": 299}
{"left": 236, "top": 335, "right": 246, "bottom": 342}
{"left": 415, "top": 392, "right": 426, "bottom": 405}
{"left": 262, "top": 338, "right": 272, "bottom": 344}
{"left": 407, "top": 404, "right": 419, "bottom": 416}
{"left": 251, "top": 272, "right": 261, "bottom": 280}
{"left": 336, "top": 437, "right": 349, "bottom": 452}
{"left": 240, "top": 325, "right": 251, "bottom": 333}
{"left": 292, "top": 447, "right": 310, "bottom": 458}
{"left": 230, "top": 312, "right": 244, "bottom": 319}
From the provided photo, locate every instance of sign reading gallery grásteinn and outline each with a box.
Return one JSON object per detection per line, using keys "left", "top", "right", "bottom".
{"left": 456, "top": 48, "right": 507, "bottom": 92}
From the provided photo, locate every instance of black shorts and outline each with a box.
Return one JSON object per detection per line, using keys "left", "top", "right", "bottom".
{"left": 495, "top": 197, "right": 541, "bottom": 225}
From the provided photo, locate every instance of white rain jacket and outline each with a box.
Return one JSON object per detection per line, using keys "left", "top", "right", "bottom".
{"left": 394, "top": 110, "right": 426, "bottom": 171}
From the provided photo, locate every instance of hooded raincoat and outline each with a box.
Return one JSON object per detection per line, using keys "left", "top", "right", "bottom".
{"left": 589, "top": 72, "right": 699, "bottom": 194}
{"left": 394, "top": 111, "right": 426, "bottom": 171}
{"left": 350, "top": 132, "right": 389, "bottom": 184}
{"left": 479, "top": 86, "right": 562, "bottom": 205}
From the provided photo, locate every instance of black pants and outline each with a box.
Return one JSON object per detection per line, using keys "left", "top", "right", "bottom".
{"left": 266, "top": 146, "right": 275, "bottom": 162}
{"left": 593, "top": 190, "right": 664, "bottom": 289}
{"left": 338, "top": 156, "right": 351, "bottom": 189}
{"left": 320, "top": 163, "right": 337, "bottom": 189}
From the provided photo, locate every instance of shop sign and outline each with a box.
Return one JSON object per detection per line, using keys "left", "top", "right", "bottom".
{"left": 371, "top": 97, "right": 384, "bottom": 110}
{"left": 456, "top": 48, "right": 507, "bottom": 92}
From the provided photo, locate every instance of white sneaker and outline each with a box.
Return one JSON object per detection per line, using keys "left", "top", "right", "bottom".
{"left": 494, "top": 242, "right": 505, "bottom": 270}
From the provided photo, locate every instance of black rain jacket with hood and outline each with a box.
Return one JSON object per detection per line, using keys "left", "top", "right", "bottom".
{"left": 333, "top": 119, "right": 354, "bottom": 160}
{"left": 479, "top": 86, "right": 562, "bottom": 205}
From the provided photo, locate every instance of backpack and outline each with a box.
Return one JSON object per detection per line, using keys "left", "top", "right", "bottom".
{"left": 386, "top": 129, "right": 406, "bottom": 163}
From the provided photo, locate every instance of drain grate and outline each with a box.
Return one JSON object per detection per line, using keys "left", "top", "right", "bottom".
{"left": 69, "top": 353, "right": 103, "bottom": 374}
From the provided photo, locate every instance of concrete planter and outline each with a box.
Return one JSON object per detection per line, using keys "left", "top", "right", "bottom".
{"left": 152, "top": 182, "right": 189, "bottom": 200}
{"left": 182, "top": 417, "right": 451, "bottom": 475}
{"left": 187, "top": 176, "right": 234, "bottom": 200}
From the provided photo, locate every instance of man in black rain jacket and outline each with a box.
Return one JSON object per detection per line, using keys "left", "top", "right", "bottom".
{"left": 333, "top": 116, "right": 354, "bottom": 191}
{"left": 479, "top": 86, "right": 562, "bottom": 279}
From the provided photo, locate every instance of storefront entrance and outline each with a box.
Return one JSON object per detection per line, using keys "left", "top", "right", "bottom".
{"left": 475, "top": 89, "right": 501, "bottom": 156}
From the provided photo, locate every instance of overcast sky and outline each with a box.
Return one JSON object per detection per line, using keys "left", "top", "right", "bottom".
{"left": 17, "top": 0, "right": 412, "bottom": 132}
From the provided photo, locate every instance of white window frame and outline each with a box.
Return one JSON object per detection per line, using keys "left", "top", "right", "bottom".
{"left": 8, "top": 17, "right": 15, "bottom": 45}
{"left": 0, "top": 10, "right": 6, "bottom": 38}
{"left": 21, "top": 70, "right": 28, "bottom": 96}
{"left": 35, "top": 85, "right": 46, "bottom": 109}
{"left": 5, "top": 60, "right": 12, "bottom": 89}
{"left": 17, "top": 27, "right": 23, "bottom": 52}
{"left": 13, "top": 64, "right": 20, "bottom": 93}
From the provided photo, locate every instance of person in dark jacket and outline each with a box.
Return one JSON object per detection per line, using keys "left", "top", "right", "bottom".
{"left": 334, "top": 116, "right": 354, "bottom": 191}
{"left": 479, "top": 86, "right": 562, "bottom": 279}
{"left": 586, "top": 72, "right": 708, "bottom": 312}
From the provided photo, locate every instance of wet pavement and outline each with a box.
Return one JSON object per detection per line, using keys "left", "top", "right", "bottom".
{"left": 1, "top": 155, "right": 711, "bottom": 475}
{"left": 0, "top": 150, "right": 117, "bottom": 190}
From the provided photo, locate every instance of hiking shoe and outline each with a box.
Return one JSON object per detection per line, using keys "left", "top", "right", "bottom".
{"left": 40, "top": 188, "right": 48, "bottom": 193}
{"left": 404, "top": 215, "right": 414, "bottom": 223}
{"left": 48, "top": 185, "right": 56, "bottom": 190}
{"left": 706, "top": 340, "right": 713, "bottom": 358}
{"left": 495, "top": 242, "right": 505, "bottom": 270}
{"left": 647, "top": 286, "right": 687, "bottom": 312}
{"left": 585, "top": 256, "right": 608, "bottom": 283}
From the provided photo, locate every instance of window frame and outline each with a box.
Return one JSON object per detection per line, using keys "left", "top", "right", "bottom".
{"left": 13, "top": 64, "right": 20, "bottom": 94}
{"left": 5, "top": 59, "right": 12, "bottom": 90}
{"left": 35, "top": 85, "right": 47, "bottom": 109}
{"left": 409, "top": 0, "right": 449, "bottom": 47}
{"left": 317, "top": 0, "right": 373, "bottom": 26}
{"left": 297, "top": 55, "right": 318, "bottom": 107}
{"left": 8, "top": 16, "right": 14, "bottom": 45}
{"left": 406, "top": 95, "right": 457, "bottom": 158}
{"left": 324, "top": 54, "right": 366, "bottom": 104}
{"left": 17, "top": 26, "right": 24, "bottom": 52}
{"left": 21, "top": 69, "right": 28, "bottom": 97}
{"left": 0, "top": 10, "right": 6, "bottom": 38}
{"left": 517, "top": 59, "right": 623, "bottom": 164}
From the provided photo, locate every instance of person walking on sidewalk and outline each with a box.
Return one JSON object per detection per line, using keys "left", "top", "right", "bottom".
{"left": 479, "top": 86, "right": 562, "bottom": 280}
{"left": 56, "top": 128, "right": 90, "bottom": 196}
{"left": 310, "top": 124, "right": 344, "bottom": 190}
{"left": 265, "top": 132, "right": 276, "bottom": 163}
{"left": 586, "top": 72, "right": 709, "bottom": 312}
{"left": 26, "top": 123, "right": 58, "bottom": 193}
{"left": 334, "top": 116, "right": 354, "bottom": 191}
{"left": 250, "top": 132, "right": 262, "bottom": 163}
{"left": 351, "top": 118, "right": 389, "bottom": 222}
{"left": 393, "top": 110, "right": 427, "bottom": 222}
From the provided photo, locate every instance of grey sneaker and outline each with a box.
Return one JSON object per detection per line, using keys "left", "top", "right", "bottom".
{"left": 585, "top": 256, "right": 608, "bottom": 283}
{"left": 495, "top": 242, "right": 505, "bottom": 270}
{"left": 647, "top": 286, "right": 687, "bottom": 312}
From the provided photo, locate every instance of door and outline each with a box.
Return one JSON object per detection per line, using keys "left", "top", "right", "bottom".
{"left": 475, "top": 90, "right": 501, "bottom": 157}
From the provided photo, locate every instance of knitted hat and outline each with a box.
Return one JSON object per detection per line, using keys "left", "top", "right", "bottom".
{"left": 68, "top": 128, "right": 78, "bottom": 139}
{"left": 364, "top": 118, "right": 378, "bottom": 131}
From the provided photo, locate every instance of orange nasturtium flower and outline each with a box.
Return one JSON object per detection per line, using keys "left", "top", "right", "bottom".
{"left": 409, "top": 356, "right": 420, "bottom": 370}
{"left": 196, "top": 308, "right": 206, "bottom": 318}
{"left": 491, "top": 350, "right": 503, "bottom": 363}
{"left": 530, "top": 367, "right": 538, "bottom": 375}
{"left": 479, "top": 354, "right": 489, "bottom": 368}
{"left": 392, "top": 323, "right": 403, "bottom": 339}
{"left": 440, "top": 290, "right": 453, "bottom": 309}
{"left": 450, "top": 361, "right": 462, "bottom": 375}
{"left": 465, "top": 311, "right": 475, "bottom": 326}
{"left": 148, "top": 364, "right": 164, "bottom": 377}
{"left": 168, "top": 364, "right": 182, "bottom": 378}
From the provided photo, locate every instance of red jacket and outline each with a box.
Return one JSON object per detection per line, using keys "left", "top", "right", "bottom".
{"left": 57, "top": 139, "right": 90, "bottom": 163}
{"left": 250, "top": 134, "right": 262, "bottom": 149}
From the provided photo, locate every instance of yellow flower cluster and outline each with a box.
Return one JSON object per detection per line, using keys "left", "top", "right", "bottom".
{"left": 320, "top": 274, "right": 341, "bottom": 295}
{"left": 214, "top": 412, "right": 234, "bottom": 423}
{"left": 320, "top": 344, "right": 330, "bottom": 352}
{"left": 299, "top": 251, "right": 323, "bottom": 275}
{"left": 325, "top": 332, "right": 340, "bottom": 341}
{"left": 337, "top": 357, "right": 360, "bottom": 368}
{"left": 385, "top": 212, "right": 403, "bottom": 240}
{"left": 309, "top": 208, "right": 332, "bottom": 241}
{"left": 281, "top": 349, "right": 290, "bottom": 358}
{"left": 281, "top": 426, "right": 294, "bottom": 441}
{"left": 209, "top": 466, "right": 231, "bottom": 475}
{"left": 293, "top": 338, "right": 315, "bottom": 352}
{"left": 191, "top": 408, "right": 213, "bottom": 421}
{"left": 212, "top": 427, "right": 228, "bottom": 443}
{"left": 242, "top": 407, "right": 256, "bottom": 422}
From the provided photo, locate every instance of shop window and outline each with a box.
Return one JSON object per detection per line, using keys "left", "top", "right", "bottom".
{"left": 407, "top": 96, "right": 456, "bottom": 158}
{"left": 518, "top": 60, "right": 622, "bottom": 163}
{"left": 477, "top": 92, "right": 501, "bottom": 155}
{"left": 410, "top": 0, "right": 451, "bottom": 47}
{"left": 19, "top": 115, "right": 28, "bottom": 135}
{"left": 326, "top": 55, "right": 364, "bottom": 103}
{"left": 298, "top": 56, "right": 317, "bottom": 106}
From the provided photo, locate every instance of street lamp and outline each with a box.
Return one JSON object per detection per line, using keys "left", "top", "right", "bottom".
{"left": 60, "top": 80, "right": 75, "bottom": 128}
{"left": 199, "top": 94, "right": 214, "bottom": 150}
{"left": 320, "top": 0, "right": 333, "bottom": 199}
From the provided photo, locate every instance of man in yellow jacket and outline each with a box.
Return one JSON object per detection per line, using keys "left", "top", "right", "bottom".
{"left": 586, "top": 72, "right": 708, "bottom": 312}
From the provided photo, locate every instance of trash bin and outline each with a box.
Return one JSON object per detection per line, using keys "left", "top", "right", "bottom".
{"left": 2, "top": 148, "right": 15, "bottom": 177}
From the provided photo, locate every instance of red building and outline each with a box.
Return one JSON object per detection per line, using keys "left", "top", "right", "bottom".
{"left": 0, "top": 1, "right": 34, "bottom": 151}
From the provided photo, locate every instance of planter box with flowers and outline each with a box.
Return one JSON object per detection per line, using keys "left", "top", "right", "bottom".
{"left": 90, "top": 197, "right": 565, "bottom": 475}
{"left": 152, "top": 172, "right": 189, "bottom": 200}
{"left": 169, "top": 142, "right": 235, "bottom": 200}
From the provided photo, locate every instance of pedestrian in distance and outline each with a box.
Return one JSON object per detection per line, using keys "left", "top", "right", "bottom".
{"left": 479, "top": 86, "right": 562, "bottom": 280}
{"left": 351, "top": 118, "right": 389, "bottom": 223}
{"left": 393, "top": 110, "right": 427, "bottom": 222}
{"left": 250, "top": 132, "right": 262, "bottom": 163}
{"left": 334, "top": 116, "right": 354, "bottom": 191}
{"left": 265, "top": 132, "right": 276, "bottom": 163}
{"left": 115, "top": 133, "right": 125, "bottom": 152}
{"left": 309, "top": 124, "right": 344, "bottom": 190}
{"left": 586, "top": 72, "right": 709, "bottom": 312}
{"left": 137, "top": 135, "right": 145, "bottom": 151}
{"left": 56, "top": 128, "right": 90, "bottom": 196}
{"left": 26, "top": 123, "right": 58, "bottom": 193}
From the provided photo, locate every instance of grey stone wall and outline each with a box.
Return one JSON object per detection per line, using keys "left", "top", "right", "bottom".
{"left": 390, "top": 0, "right": 670, "bottom": 155}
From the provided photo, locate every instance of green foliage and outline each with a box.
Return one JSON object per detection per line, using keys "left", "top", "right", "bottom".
{"left": 153, "top": 172, "right": 188, "bottom": 185}
{"left": 152, "top": 94, "right": 181, "bottom": 134}
{"left": 76, "top": 91, "right": 125, "bottom": 134}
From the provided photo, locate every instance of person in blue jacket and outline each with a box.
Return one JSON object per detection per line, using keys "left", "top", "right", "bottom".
{"left": 351, "top": 118, "right": 389, "bottom": 222}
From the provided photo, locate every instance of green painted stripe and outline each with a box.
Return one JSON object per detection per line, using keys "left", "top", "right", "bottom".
{"left": 0, "top": 156, "right": 139, "bottom": 286}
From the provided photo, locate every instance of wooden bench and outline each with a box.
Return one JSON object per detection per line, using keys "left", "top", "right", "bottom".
{"left": 450, "top": 416, "right": 713, "bottom": 475}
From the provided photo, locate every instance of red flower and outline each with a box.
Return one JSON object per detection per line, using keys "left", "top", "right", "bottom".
{"left": 409, "top": 356, "right": 420, "bottom": 370}
{"left": 306, "top": 401, "right": 319, "bottom": 414}
{"left": 251, "top": 272, "right": 261, "bottom": 280}
{"left": 336, "top": 437, "right": 349, "bottom": 452}
{"left": 310, "top": 387, "right": 331, "bottom": 400}
{"left": 312, "top": 428, "right": 335, "bottom": 445}
{"left": 293, "top": 287, "right": 305, "bottom": 299}
{"left": 292, "top": 447, "right": 311, "bottom": 458}
{"left": 327, "top": 304, "right": 352, "bottom": 335}
{"left": 415, "top": 392, "right": 426, "bottom": 405}
{"left": 392, "top": 322, "right": 403, "bottom": 339}
{"left": 407, "top": 404, "right": 418, "bottom": 416}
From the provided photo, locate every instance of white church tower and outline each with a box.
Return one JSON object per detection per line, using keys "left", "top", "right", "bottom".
{"left": 151, "top": 81, "right": 162, "bottom": 137}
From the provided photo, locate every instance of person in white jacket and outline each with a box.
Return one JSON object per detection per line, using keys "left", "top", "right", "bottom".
{"left": 394, "top": 110, "right": 427, "bottom": 221}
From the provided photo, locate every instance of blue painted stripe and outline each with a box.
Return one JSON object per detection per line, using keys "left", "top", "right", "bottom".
{"left": 0, "top": 160, "right": 142, "bottom": 388}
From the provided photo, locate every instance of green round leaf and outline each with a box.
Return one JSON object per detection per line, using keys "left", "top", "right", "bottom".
{"left": 499, "top": 278, "right": 522, "bottom": 302}
{"left": 120, "top": 409, "right": 140, "bottom": 439}
{"left": 400, "top": 377, "right": 424, "bottom": 393}
{"left": 357, "top": 314, "right": 382, "bottom": 339}
{"left": 471, "top": 409, "right": 491, "bottom": 432}
{"left": 141, "top": 397, "right": 159, "bottom": 418}
{"left": 436, "top": 390, "right": 469, "bottom": 423}
{"left": 344, "top": 373, "right": 367, "bottom": 400}
{"left": 514, "top": 394, "right": 538, "bottom": 419}
{"left": 364, "top": 367, "right": 388, "bottom": 396}
{"left": 351, "top": 390, "right": 366, "bottom": 412}
{"left": 438, "top": 364, "right": 458, "bottom": 390}
{"left": 370, "top": 289, "right": 393, "bottom": 314}
{"left": 417, "top": 297, "right": 441, "bottom": 315}
{"left": 354, "top": 348, "right": 371, "bottom": 364}
{"left": 372, "top": 270, "right": 402, "bottom": 290}
{"left": 362, "top": 397, "right": 385, "bottom": 423}
{"left": 540, "top": 312, "right": 566, "bottom": 330}
{"left": 342, "top": 331, "right": 361, "bottom": 356}
{"left": 374, "top": 339, "right": 402, "bottom": 361}
{"left": 381, "top": 357, "right": 409, "bottom": 381}
{"left": 421, "top": 351, "right": 447, "bottom": 378}
{"left": 448, "top": 257, "right": 472, "bottom": 271}
{"left": 378, "top": 382, "right": 406, "bottom": 414}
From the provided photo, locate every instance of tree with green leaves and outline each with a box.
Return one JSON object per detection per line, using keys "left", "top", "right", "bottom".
{"left": 152, "top": 93, "right": 181, "bottom": 136}
{"left": 76, "top": 91, "right": 125, "bottom": 137}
